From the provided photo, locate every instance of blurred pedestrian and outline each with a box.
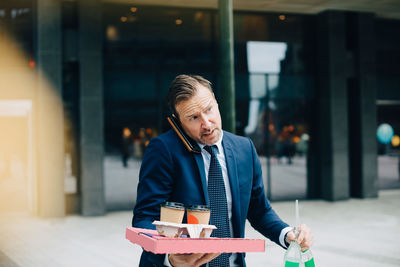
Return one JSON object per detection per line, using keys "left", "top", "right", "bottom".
{"left": 121, "top": 127, "right": 132, "bottom": 167}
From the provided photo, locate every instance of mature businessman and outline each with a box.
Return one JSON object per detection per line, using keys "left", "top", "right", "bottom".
{"left": 132, "top": 74, "right": 314, "bottom": 266}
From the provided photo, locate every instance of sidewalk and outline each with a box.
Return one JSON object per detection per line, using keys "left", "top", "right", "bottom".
{"left": 1, "top": 190, "right": 399, "bottom": 267}
{"left": 104, "top": 155, "right": 400, "bottom": 210}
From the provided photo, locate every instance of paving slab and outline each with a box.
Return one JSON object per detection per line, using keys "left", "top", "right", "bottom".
{"left": 1, "top": 190, "right": 399, "bottom": 266}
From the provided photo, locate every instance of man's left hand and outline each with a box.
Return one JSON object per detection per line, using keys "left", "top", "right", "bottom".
{"left": 286, "top": 224, "right": 314, "bottom": 251}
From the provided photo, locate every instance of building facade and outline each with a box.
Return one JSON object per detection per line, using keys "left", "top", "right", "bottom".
{"left": 1, "top": 0, "right": 400, "bottom": 216}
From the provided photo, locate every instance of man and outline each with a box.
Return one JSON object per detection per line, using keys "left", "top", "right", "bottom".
{"left": 133, "top": 74, "right": 313, "bottom": 266}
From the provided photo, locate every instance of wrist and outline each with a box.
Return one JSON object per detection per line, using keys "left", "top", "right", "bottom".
{"left": 285, "top": 228, "right": 295, "bottom": 246}
{"left": 284, "top": 232, "right": 290, "bottom": 247}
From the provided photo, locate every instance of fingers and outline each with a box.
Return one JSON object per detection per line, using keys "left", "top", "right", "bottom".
{"left": 296, "top": 224, "right": 314, "bottom": 251}
{"left": 169, "top": 253, "right": 203, "bottom": 266}
{"left": 194, "top": 253, "right": 221, "bottom": 266}
{"left": 286, "top": 230, "right": 296, "bottom": 243}
{"left": 189, "top": 253, "right": 208, "bottom": 264}
{"left": 169, "top": 253, "right": 222, "bottom": 267}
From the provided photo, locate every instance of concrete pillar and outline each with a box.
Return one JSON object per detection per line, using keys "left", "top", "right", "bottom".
{"left": 312, "top": 11, "right": 350, "bottom": 201}
{"left": 36, "top": 0, "right": 65, "bottom": 216}
{"left": 349, "top": 13, "right": 378, "bottom": 198}
{"left": 218, "top": 0, "right": 236, "bottom": 133}
{"left": 78, "top": 0, "right": 105, "bottom": 215}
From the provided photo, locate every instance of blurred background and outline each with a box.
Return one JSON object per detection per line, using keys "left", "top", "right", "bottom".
{"left": 0, "top": 0, "right": 399, "bottom": 218}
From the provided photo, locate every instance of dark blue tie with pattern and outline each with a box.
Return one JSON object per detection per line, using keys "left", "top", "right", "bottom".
{"left": 204, "top": 145, "right": 231, "bottom": 267}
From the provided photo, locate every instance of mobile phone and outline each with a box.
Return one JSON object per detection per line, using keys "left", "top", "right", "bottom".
{"left": 167, "top": 115, "right": 201, "bottom": 154}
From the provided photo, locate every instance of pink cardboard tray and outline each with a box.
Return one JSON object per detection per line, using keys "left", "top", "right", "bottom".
{"left": 126, "top": 227, "right": 265, "bottom": 254}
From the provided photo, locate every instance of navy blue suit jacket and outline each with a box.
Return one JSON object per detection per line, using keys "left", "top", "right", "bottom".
{"left": 132, "top": 130, "right": 288, "bottom": 266}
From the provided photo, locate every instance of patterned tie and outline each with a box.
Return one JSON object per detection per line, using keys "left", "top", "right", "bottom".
{"left": 204, "top": 145, "right": 231, "bottom": 267}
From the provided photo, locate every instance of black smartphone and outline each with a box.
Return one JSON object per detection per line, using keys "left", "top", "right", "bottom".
{"left": 167, "top": 115, "right": 201, "bottom": 154}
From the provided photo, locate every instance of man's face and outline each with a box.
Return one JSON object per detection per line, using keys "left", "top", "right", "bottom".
{"left": 175, "top": 84, "right": 222, "bottom": 145}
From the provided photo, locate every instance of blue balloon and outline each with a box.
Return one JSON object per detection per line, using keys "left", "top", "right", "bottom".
{"left": 376, "top": 123, "right": 394, "bottom": 144}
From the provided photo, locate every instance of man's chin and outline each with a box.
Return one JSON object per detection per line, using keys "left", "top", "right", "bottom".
{"left": 201, "top": 130, "right": 220, "bottom": 145}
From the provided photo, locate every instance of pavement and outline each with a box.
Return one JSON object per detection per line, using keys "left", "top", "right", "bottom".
{"left": 104, "top": 155, "right": 400, "bottom": 210}
{"left": 0, "top": 155, "right": 399, "bottom": 267}
{"left": 1, "top": 190, "right": 400, "bottom": 267}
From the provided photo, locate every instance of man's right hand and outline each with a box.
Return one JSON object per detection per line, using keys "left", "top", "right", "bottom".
{"left": 168, "top": 253, "right": 221, "bottom": 267}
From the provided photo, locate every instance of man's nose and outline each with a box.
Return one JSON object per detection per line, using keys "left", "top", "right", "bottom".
{"left": 200, "top": 114, "right": 212, "bottom": 128}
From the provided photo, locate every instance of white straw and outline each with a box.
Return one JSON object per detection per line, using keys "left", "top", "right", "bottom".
{"left": 295, "top": 199, "right": 299, "bottom": 234}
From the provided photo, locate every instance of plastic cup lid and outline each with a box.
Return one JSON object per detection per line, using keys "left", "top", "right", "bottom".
{"left": 161, "top": 201, "right": 185, "bottom": 210}
{"left": 187, "top": 205, "right": 210, "bottom": 211}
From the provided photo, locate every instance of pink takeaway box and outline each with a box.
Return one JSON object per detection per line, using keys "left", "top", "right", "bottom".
{"left": 125, "top": 227, "right": 265, "bottom": 254}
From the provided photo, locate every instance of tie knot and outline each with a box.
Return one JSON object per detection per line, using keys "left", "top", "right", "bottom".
{"left": 204, "top": 145, "right": 218, "bottom": 156}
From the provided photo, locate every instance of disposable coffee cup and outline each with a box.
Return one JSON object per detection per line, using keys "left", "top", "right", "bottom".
{"left": 160, "top": 202, "right": 185, "bottom": 223}
{"left": 186, "top": 205, "right": 210, "bottom": 224}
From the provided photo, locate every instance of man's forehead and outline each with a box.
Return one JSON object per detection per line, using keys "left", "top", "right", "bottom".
{"left": 176, "top": 89, "right": 215, "bottom": 116}
{"left": 180, "top": 99, "right": 214, "bottom": 116}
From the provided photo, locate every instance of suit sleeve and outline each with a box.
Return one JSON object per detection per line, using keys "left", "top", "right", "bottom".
{"left": 132, "top": 137, "right": 175, "bottom": 266}
{"left": 132, "top": 137, "right": 175, "bottom": 230}
{"left": 246, "top": 138, "right": 289, "bottom": 248}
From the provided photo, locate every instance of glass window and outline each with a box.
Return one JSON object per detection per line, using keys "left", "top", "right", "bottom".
{"left": 103, "top": 4, "right": 218, "bottom": 209}
{"left": 102, "top": 5, "right": 317, "bottom": 207}
{"left": 234, "top": 13, "right": 317, "bottom": 201}
{"left": 376, "top": 18, "right": 400, "bottom": 190}
{"left": 103, "top": 4, "right": 218, "bottom": 156}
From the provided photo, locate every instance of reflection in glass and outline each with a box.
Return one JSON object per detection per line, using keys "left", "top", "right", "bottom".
{"left": 246, "top": 41, "right": 309, "bottom": 201}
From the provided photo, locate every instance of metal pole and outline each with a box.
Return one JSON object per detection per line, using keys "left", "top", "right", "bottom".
{"left": 218, "top": 0, "right": 235, "bottom": 133}
{"left": 265, "top": 74, "right": 272, "bottom": 199}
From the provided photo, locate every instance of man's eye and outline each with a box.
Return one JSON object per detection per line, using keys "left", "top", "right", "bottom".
{"left": 191, "top": 116, "right": 198, "bottom": 121}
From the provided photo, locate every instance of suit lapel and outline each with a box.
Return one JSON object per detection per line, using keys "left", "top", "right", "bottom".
{"left": 222, "top": 133, "right": 242, "bottom": 237}
{"left": 193, "top": 152, "right": 209, "bottom": 205}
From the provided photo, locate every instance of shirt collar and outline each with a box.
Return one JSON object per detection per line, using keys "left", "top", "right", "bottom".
{"left": 197, "top": 131, "right": 224, "bottom": 154}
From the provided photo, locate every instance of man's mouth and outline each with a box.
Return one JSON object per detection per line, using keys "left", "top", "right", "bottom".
{"left": 202, "top": 129, "right": 215, "bottom": 137}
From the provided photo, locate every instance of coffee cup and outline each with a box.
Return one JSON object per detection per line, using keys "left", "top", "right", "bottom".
{"left": 186, "top": 205, "right": 210, "bottom": 224}
{"left": 160, "top": 202, "right": 185, "bottom": 223}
